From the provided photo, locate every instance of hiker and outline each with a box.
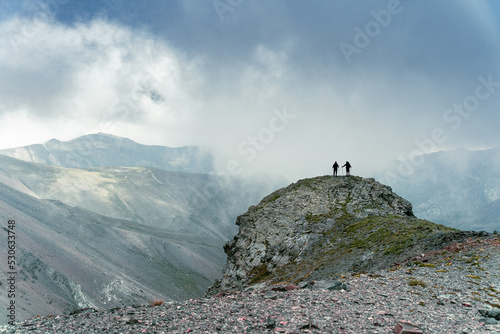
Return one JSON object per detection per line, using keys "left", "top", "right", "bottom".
{"left": 332, "top": 161, "right": 339, "bottom": 176}
{"left": 342, "top": 161, "right": 352, "bottom": 176}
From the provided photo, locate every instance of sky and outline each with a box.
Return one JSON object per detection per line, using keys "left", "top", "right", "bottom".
{"left": 0, "top": 0, "right": 499, "bottom": 182}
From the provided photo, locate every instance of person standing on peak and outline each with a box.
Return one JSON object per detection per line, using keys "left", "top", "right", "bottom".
{"left": 332, "top": 161, "right": 339, "bottom": 176}
{"left": 342, "top": 161, "right": 352, "bottom": 176}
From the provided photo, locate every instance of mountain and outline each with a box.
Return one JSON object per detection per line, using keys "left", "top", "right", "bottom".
{"left": 0, "top": 136, "right": 282, "bottom": 324}
{"left": 207, "top": 176, "right": 492, "bottom": 295}
{"left": 0, "top": 155, "right": 241, "bottom": 323}
{"left": 0, "top": 154, "right": 239, "bottom": 237}
{"left": 0, "top": 181, "right": 225, "bottom": 323}
{"left": 7, "top": 175, "right": 500, "bottom": 333}
{"left": 455, "top": 198, "right": 500, "bottom": 232}
{"left": 0, "top": 133, "right": 214, "bottom": 173}
{"left": 377, "top": 147, "right": 500, "bottom": 232}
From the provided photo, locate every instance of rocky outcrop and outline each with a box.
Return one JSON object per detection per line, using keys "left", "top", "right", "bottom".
{"left": 206, "top": 175, "right": 483, "bottom": 296}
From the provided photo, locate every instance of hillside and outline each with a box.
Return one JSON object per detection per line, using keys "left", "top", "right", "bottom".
{"left": 378, "top": 147, "right": 500, "bottom": 232}
{"left": 0, "top": 133, "right": 214, "bottom": 173}
{"left": 0, "top": 159, "right": 240, "bottom": 323}
{"left": 456, "top": 198, "right": 500, "bottom": 232}
{"left": 10, "top": 241, "right": 500, "bottom": 333}
{"left": 207, "top": 175, "right": 494, "bottom": 295}
{"left": 0, "top": 153, "right": 275, "bottom": 324}
{"left": 0, "top": 154, "right": 241, "bottom": 238}
{"left": 0, "top": 181, "right": 225, "bottom": 323}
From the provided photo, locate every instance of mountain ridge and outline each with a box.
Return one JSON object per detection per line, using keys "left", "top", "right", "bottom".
{"left": 0, "top": 133, "right": 215, "bottom": 173}
{"left": 0, "top": 154, "right": 240, "bottom": 238}
{"left": 0, "top": 138, "right": 279, "bottom": 324}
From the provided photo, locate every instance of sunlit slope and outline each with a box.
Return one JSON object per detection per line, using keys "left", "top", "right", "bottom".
{"left": 0, "top": 154, "right": 238, "bottom": 241}
{"left": 0, "top": 182, "right": 223, "bottom": 323}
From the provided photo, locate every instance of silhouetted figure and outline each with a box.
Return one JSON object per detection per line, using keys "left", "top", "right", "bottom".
{"left": 342, "top": 161, "right": 351, "bottom": 176}
{"left": 332, "top": 161, "right": 339, "bottom": 176}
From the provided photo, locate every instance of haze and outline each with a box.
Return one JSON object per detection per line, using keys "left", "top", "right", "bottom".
{"left": 1, "top": 0, "right": 499, "bottom": 181}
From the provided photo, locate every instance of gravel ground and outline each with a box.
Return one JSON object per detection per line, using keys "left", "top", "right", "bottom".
{"left": 5, "top": 238, "right": 500, "bottom": 333}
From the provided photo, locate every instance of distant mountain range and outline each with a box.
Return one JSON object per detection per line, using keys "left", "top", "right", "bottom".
{"left": 377, "top": 147, "right": 500, "bottom": 232}
{"left": 0, "top": 133, "right": 214, "bottom": 173}
{"left": 0, "top": 134, "right": 281, "bottom": 324}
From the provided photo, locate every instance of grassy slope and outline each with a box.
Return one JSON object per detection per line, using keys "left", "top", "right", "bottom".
{"left": 251, "top": 216, "right": 457, "bottom": 285}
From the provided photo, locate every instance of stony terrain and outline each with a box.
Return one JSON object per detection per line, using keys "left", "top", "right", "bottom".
{"left": 7, "top": 237, "right": 500, "bottom": 333}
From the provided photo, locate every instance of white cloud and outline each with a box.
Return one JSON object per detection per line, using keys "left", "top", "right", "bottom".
{"left": 0, "top": 17, "right": 200, "bottom": 147}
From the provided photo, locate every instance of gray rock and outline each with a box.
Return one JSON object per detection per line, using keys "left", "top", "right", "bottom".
{"left": 304, "top": 280, "right": 349, "bottom": 292}
{"left": 266, "top": 316, "right": 276, "bottom": 328}
{"left": 207, "top": 176, "right": 419, "bottom": 295}
{"left": 479, "top": 309, "right": 500, "bottom": 320}
{"left": 263, "top": 291, "right": 278, "bottom": 300}
{"left": 394, "top": 320, "right": 424, "bottom": 334}
{"left": 480, "top": 318, "right": 499, "bottom": 325}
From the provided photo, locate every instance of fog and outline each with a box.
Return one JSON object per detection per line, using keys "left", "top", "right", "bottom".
{"left": 1, "top": 0, "right": 499, "bottom": 182}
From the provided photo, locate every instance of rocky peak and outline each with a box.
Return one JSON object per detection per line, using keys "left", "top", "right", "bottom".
{"left": 244, "top": 175, "right": 415, "bottom": 222}
{"left": 207, "top": 175, "right": 465, "bottom": 295}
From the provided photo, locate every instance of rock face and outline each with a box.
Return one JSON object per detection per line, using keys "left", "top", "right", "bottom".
{"left": 207, "top": 175, "right": 467, "bottom": 295}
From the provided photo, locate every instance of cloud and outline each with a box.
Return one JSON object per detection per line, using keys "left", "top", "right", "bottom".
{"left": 0, "top": 1, "right": 499, "bottom": 181}
{"left": 0, "top": 17, "right": 203, "bottom": 144}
